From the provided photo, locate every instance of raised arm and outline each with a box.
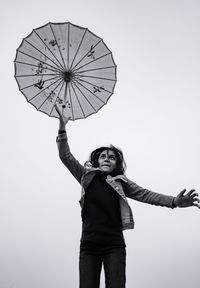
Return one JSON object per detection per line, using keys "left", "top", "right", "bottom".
{"left": 55, "top": 105, "right": 86, "bottom": 184}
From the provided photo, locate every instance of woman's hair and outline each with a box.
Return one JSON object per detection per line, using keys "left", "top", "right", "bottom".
{"left": 89, "top": 145, "right": 126, "bottom": 175}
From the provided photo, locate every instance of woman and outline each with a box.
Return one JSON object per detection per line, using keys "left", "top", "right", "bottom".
{"left": 55, "top": 105, "right": 200, "bottom": 288}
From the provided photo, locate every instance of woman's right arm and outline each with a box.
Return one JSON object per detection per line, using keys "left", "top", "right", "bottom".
{"left": 55, "top": 105, "right": 86, "bottom": 184}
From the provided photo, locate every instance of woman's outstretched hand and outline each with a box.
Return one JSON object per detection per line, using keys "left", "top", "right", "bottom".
{"left": 174, "top": 189, "right": 200, "bottom": 208}
{"left": 55, "top": 104, "right": 71, "bottom": 131}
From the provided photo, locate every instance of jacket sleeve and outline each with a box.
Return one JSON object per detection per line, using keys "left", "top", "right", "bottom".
{"left": 56, "top": 131, "right": 86, "bottom": 184}
{"left": 125, "top": 178, "right": 176, "bottom": 208}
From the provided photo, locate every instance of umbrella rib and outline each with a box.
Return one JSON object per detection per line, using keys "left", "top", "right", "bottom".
{"left": 71, "top": 39, "right": 102, "bottom": 71}
{"left": 71, "top": 82, "right": 86, "bottom": 118}
{"left": 16, "top": 50, "right": 62, "bottom": 73}
{"left": 72, "top": 80, "right": 97, "bottom": 112}
{"left": 38, "top": 79, "right": 63, "bottom": 110}
{"left": 20, "top": 75, "right": 61, "bottom": 90}
{"left": 24, "top": 39, "right": 64, "bottom": 71}
{"left": 49, "top": 23, "right": 67, "bottom": 70}
{"left": 72, "top": 52, "right": 111, "bottom": 73}
{"left": 16, "top": 73, "right": 60, "bottom": 77}
{"left": 76, "top": 75, "right": 116, "bottom": 82}
{"left": 76, "top": 78, "right": 111, "bottom": 94}
{"left": 29, "top": 77, "right": 62, "bottom": 102}
{"left": 73, "top": 79, "right": 106, "bottom": 104}
{"left": 68, "top": 85, "right": 75, "bottom": 120}
{"left": 33, "top": 29, "right": 65, "bottom": 70}
{"left": 69, "top": 28, "right": 87, "bottom": 70}
{"left": 65, "top": 23, "right": 70, "bottom": 70}
{"left": 75, "top": 65, "right": 116, "bottom": 74}
{"left": 50, "top": 81, "right": 65, "bottom": 116}
{"left": 15, "top": 60, "right": 61, "bottom": 74}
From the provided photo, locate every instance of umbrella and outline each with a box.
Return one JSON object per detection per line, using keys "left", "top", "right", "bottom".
{"left": 14, "top": 22, "right": 117, "bottom": 120}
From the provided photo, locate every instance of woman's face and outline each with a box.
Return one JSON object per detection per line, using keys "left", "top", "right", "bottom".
{"left": 98, "top": 149, "right": 117, "bottom": 174}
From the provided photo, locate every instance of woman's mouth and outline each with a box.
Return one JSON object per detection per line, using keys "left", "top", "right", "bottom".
{"left": 102, "top": 164, "right": 110, "bottom": 167}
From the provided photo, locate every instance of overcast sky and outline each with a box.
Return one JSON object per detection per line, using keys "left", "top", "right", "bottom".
{"left": 1, "top": 0, "right": 200, "bottom": 287}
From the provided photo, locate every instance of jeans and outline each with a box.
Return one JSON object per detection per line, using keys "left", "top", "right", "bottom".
{"left": 79, "top": 242, "right": 126, "bottom": 288}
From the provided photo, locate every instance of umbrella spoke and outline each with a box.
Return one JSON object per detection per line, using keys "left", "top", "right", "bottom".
{"left": 34, "top": 29, "right": 66, "bottom": 71}
{"left": 50, "top": 81, "right": 65, "bottom": 116}
{"left": 24, "top": 39, "right": 64, "bottom": 71}
{"left": 71, "top": 82, "right": 86, "bottom": 118}
{"left": 29, "top": 77, "right": 62, "bottom": 101}
{"left": 63, "top": 82, "right": 67, "bottom": 105}
{"left": 49, "top": 23, "right": 67, "bottom": 70}
{"left": 20, "top": 75, "right": 61, "bottom": 90}
{"left": 72, "top": 52, "right": 111, "bottom": 73}
{"left": 73, "top": 79, "right": 106, "bottom": 104}
{"left": 76, "top": 75, "right": 116, "bottom": 82}
{"left": 72, "top": 80, "right": 97, "bottom": 112}
{"left": 67, "top": 23, "right": 70, "bottom": 69}
{"left": 16, "top": 50, "right": 63, "bottom": 73}
{"left": 16, "top": 73, "right": 60, "bottom": 78}
{"left": 75, "top": 78, "right": 112, "bottom": 94}
{"left": 15, "top": 60, "right": 61, "bottom": 74}
{"left": 76, "top": 66, "right": 116, "bottom": 74}
{"left": 68, "top": 85, "right": 75, "bottom": 120}
{"left": 71, "top": 39, "right": 102, "bottom": 71}
{"left": 69, "top": 28, "right": 87, "bottom": 70}
{"left": 37, "top": 79, "right": 63, "bottom": 110}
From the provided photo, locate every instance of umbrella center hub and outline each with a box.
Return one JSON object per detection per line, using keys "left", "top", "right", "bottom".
{"left": 62, "top": 70, "right": 74, "bottom": 82}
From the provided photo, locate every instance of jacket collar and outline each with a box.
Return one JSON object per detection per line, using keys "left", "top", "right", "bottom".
{"left": 84, "top": 166, "right": 127, "bottom": 182}
{"left": 106, "top": 174, "right": 128, "bottom": 183}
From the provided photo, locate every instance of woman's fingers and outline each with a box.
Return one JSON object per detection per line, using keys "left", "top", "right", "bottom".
{"left": 193, "top": 197, "right": 200, "bottom": 203}
{"left": 187, "top": 189, "right": 196, "bottom": 196}
{"left": 193, "top": 203, "right": 200, "bottom": 209}
{"left": 178, "top": 189, "right": 197, "bottom": 199}
{"left": 177, "top": 189, "right": 186, "bottom": 198}
{"left": 64, "top": 116, "right": 71, "bottom": 124}
{"left": 55, "top": 104, "right": 71, "bottom": 125}
{"left": 191, "top": 192, "right": 199, "bottom": 199}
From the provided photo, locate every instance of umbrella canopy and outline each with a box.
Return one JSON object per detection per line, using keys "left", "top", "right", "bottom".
{"left": 14, "top": 22, "right": 117, "bottom": 120}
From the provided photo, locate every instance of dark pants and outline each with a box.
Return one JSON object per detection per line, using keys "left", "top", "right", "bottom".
{"left": 79, "top": 242, "right": 126, "bottom": 288}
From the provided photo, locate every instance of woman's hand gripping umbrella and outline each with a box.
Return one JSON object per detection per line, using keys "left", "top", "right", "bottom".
{"left": 55, "top": 104, "right": 71, "bottom": 131}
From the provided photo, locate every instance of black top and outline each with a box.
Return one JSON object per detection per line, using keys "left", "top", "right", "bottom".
{"left": 81, "top": 171, "right": 125, "bottom": 246}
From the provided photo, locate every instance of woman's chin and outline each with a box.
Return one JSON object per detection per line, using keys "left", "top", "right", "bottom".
{"left": 100, "top": 167, "right": 113, "bottom": 174}
{"left": 100, "top": 167, "right": 111, "bottom": 173}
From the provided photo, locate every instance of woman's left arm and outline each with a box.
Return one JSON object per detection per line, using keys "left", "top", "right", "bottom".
{"left": 125, "top": 179, "right": 200, "bottom": 209}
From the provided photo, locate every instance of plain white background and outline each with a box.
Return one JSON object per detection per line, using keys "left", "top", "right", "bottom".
{"left": 1, "top": 0, "right": 200, "bottom": 287}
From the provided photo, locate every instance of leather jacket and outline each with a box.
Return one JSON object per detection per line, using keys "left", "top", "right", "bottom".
{"left": 57, "top": 132, "right": 175, "bottom": 230}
